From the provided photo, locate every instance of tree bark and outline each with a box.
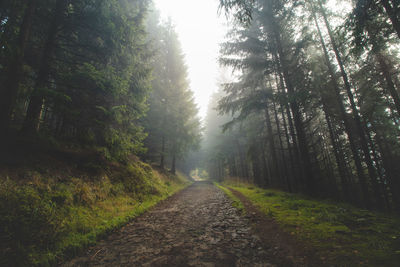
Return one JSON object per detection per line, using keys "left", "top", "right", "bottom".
{"left": 171, "top": 153, "right": 176, "bottom": 174}
{"left": 264, "top": 99, "right": 281, "bottom": 187}
{"left": 375, "top": 53, "right": 400, "bottom": 115}
{"left": 271, "top": 96, "right": 292, "bottom": 191}
{"left": 317, "top": 0, "right": 385, "bottom": 208}
{"left": 272, "top": 27, "right": 316, "bottom": 195}
{"left": 324, "top": 102, "right": 351, "bottom": 201}
{"left": 22, "top": 0, "right": 67, "bottom": 134}
{"left": 261, "top": 142, "right": 270, "bottom": 186}
{"left": 310, "top": 4, "right": 362, "bottom": 204}
{"left": 0, "top": 0, "right": 37, "bottom": 130}
{"left": 274, "top": 54, "right": 303, "bottom": 192}
{"left": 318, "top": 0, "right": 384, "bottom": 209}
{"left": 160, "top": 135, "right": 165, "bottom": 169}
{"left": 371, "top": 122, "right": 400, "bottom": 213}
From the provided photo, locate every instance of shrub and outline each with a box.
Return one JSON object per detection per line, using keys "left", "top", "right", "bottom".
{"left": 0, "top": 180, "right": 63, "bottom": 265}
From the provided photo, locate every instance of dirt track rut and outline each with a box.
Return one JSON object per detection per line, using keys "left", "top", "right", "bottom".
{"left": 63, "top": 181, "right": 275, "bottom": 266}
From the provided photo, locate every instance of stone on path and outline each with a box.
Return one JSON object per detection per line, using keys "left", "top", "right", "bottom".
{"left": 62, "top": 181, "right": 275, "bottom": 267}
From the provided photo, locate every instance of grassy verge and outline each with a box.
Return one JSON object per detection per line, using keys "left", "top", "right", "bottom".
{"left": 223, "top": 181, "right": 400, "bottom": 266}
{"left": 214, "top": 182, "right": 244, "bottom": 214}
{"left": 0, "top": 161, "right": 191, "bottom": 266}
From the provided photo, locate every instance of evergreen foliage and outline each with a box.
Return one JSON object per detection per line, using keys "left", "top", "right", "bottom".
{"left": 144, "top": 9, "right": 202, "bottom": 173}
{"left": 0, "top": 0, "right": 151, "bottom": 159}
{"left": 207, "top": 0, "right": 400, "bottom": 212}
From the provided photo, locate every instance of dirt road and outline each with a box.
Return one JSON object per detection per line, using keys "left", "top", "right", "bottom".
{"left": 63, "top": 182, "right": 276, "bottom": 266}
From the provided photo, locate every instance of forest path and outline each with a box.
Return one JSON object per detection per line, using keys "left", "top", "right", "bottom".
{"left": 62, "top": 181, "right": 276, "bottom": 266}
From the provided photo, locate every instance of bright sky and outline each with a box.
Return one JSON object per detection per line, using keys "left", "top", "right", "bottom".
{"left": 153, "top": 0, "right": 228, "bottom": 120}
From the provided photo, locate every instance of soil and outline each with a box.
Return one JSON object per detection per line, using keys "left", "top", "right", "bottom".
{"left": 62, "top": 182, "right": 311, "bottom": 266}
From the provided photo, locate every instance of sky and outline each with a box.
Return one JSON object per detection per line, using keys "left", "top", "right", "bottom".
{"left": 153, "top": 0, "right": 228, "bottom": 120}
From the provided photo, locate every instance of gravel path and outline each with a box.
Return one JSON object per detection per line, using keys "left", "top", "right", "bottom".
{"left": 62, "top": 181, "right": 275, "bottom": 266}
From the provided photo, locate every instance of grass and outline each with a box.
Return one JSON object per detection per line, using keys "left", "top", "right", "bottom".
{"left": 222, "top": 181, "right": 400, "bottom": 266}
{"left": 214, "top": 182, "right": 244, "bottom": 214}
{"left": 56, "top": 170, "right": 190, "bottom": 264}
{"left": 0, "top": 160, "right": 191, "bottom": 266}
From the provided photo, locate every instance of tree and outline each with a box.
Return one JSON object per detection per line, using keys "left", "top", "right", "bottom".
{"left": 144, "top": 11, "right": 201, "bottom": 173}
{"left": 0, "top": 0, "right": 152, "bottom": 159}
{"left": 215, "top": 0, "right": 400, "bottom": 212}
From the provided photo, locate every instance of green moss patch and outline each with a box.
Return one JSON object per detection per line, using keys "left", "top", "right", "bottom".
{"left": 224, "top": 181, "right": 400, "bottom": 266}
{"left": 214, "top": 182, "right": 244, "bottom": 214}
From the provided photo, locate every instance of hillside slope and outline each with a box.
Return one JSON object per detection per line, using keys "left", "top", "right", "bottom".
{"left": 0, "top": 140, "right": 191, "bottom": 266}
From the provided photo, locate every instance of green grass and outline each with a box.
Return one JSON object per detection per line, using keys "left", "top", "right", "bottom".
{"left": 223, "top": 181, "right": 400, "bottom": 266}
{"left": 0, "top": 162, "right": 191, "bottom": 266}
{"left": 214, "top": 182, "right": 244, "bottom": 214}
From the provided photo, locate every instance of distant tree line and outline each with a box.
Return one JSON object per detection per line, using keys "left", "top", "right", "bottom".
{"left": 0, "top": 0, "right": 200, "bottom": 167}
{"left": 203, "top": 0, "right": 400, "bottom": 212}
{"left": 144, "top": 10, "right": 201, "bottom": 174}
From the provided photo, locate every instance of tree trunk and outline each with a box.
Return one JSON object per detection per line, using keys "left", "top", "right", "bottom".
{"left": 22, "top": 0, "right": 67, "bottom": 134}
{"left": 375, "top": 53, "right": 400, "bottom": 115}
{"left": 264, "top": 100, "right": 281, "bottom": 187}
{"left": 273, "top": 29, "right": 316, "bottom": 195}
{"left": 261, "top": 143, "right": 270, "bottom": 186}
{"left": 171, "top": 153, "right": 176, "bottom": 174}
{"left": 0, "top": 0, "right": 37, "bottom": 130}
{"left": 371, "top": 122, "right": 400, "bottom": 213}
{"left": 310, "top": 6, "right": 357, "bottom": 203}
{"left": 160, "top": 135, "right": 165, "bottom": 169}
{"left": 274, "top": 54, "right": 303, "bottom": 192}
{"left": 318, "top": 0, "right": 384, "bottom": 209}
{"left": 236, "top": 139, "right": 248, "bottom": 179}
{"left": 271, "top": 96, "right": 292, "bottom": 191}
{"left": 325, "top": 103, "right": 351, "bottom": 201}
{"left": 364, "top": 123, "right": 390, "bottom": 211}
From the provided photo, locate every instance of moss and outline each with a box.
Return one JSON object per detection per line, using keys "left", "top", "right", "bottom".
{"left": 214, "top": 182, "right": 244, "bottom": 214}
{"left": 224, "top": 181, "right": 400, "bottom": 266}
{"left": 0, "top": 162, "right": 192, "bottom": 266}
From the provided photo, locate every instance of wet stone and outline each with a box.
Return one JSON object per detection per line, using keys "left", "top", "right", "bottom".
{"left": 62, "top": 182, "right": 275, "bottom": 267}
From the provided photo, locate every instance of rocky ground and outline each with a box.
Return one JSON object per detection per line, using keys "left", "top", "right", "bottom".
{"left": 62, "top": 182, "right": 284, "bottom": 266}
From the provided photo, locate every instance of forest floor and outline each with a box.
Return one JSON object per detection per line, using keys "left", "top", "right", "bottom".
{"left": 221, "top": 182, "right": 400, "bottom": 266}
{"left": 0, "top": 135, "right": 192, "bottom": 265}
{"left": 62, "top": 181, "right": 308, "bottom": 267}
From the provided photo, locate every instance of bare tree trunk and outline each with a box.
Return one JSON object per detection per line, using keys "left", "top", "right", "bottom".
{"left": 264, "top": 100, "right": 281, "bottom": 187}
{"left": 272, "top": 96, "right": 292, "bottom": 192}
{"left": 261, "top": 142, "right": 270, "bottom": 186}
{"left": 236, "top": 139, "right": 248, "bottom": 180}
{"left": 160, "top": 135, "right": 165, "bottom": 169}
{"left": 171, "top": 153, "right": 176, "bottom": 174}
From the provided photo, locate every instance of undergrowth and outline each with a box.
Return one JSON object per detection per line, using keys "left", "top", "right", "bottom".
{"left": 0, "top": 160, "right": 191, "bottom": 266}
{"left": 222, "top": 181, "right": 400, "bottom": 266}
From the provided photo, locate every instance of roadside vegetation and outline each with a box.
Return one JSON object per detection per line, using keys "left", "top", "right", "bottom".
{"left": 214, "top": 182, "right": 244, "bottom": 214}
{"left": 218, "top": 181, "right": 400, "bottom": 266}
{"left": 0, "top": 1, "right": 199, "bottom": 266}
{"left": 0, "top": 141, "right": 191, "bottom": 266}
